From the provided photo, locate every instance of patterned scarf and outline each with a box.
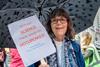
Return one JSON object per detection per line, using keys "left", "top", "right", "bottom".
{"left": 47, "top": 39, "right": 78, "bottom": 67}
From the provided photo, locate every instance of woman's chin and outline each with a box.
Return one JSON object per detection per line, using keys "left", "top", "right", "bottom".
{"left": 55, "top": 34, "right": 65, "bottom": 37}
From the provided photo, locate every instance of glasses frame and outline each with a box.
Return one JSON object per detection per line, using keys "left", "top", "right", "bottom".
{"left": 51, "top": 17, "right": 67, "bottom": 24}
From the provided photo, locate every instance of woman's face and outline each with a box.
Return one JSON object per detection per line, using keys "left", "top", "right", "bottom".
{"left": 51, "top": 16, "right": 68, "bottom": 40}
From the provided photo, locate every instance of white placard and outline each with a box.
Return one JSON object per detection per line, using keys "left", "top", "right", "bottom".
{"left": 8, "top": 15, "right": 56, "bottom": 67}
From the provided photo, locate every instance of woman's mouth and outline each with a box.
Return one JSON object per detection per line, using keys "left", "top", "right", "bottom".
{"left": 56, "top": 27, "right": 64, "bottom": 30}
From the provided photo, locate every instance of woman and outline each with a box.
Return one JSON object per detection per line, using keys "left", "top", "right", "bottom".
{"left": 39, "top": 8, "right": 85, "bottom": 67}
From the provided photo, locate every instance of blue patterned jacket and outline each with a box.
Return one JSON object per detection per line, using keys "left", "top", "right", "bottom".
{"left": 71, "top": 40, "right": 85, "bottom": 67}
{"left": 46, "top": 39, "right": 85, "bottom": 67}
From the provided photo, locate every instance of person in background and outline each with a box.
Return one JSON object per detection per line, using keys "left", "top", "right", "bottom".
{"left": 81, "top": 32, "right": 100, "bottom": 67}
{"left": 9, "top": 48, "right": 35, "bottom": 67}
{"left": 4, "top": 48, "right": 11, "bottom": 67}
{"left": 0, "top": 48, "right": 6, "bottom": 67}
{"left": 9, "top": 48, "right": 25, "bottom": 67}
{"left": 81, "top": 32, "right": 92, "bottom": 53}
{"left": 38, "top": 8, "right": 85, "bottom": 67}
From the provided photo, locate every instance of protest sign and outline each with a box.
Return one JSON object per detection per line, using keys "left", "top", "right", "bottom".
{"left": 8, "top": 15, "right": 56, "bottom": 66}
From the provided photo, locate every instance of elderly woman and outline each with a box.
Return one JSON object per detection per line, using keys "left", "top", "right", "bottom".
{"left": 38, "top": 8, "right": 85, "bottom": 67}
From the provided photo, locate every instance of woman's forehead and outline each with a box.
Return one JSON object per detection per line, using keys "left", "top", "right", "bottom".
{"left": 51, "top": 16, "right": 66, "bottom": 19}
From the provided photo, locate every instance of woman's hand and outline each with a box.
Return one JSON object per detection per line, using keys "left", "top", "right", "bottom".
{"left": 39, "top": 59, "right": 49, "bottom": 67}
{"left": 39, "top": 64, "right": 49, "bottom": 67}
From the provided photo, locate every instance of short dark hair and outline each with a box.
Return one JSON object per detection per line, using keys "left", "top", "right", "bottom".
{"left": 46, "top": 8, "right": 74, "bottom": 39}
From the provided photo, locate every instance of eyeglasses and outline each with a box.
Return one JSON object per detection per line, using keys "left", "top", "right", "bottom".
{"left": 51, "top": 18, "right": 67, "bottom": 24}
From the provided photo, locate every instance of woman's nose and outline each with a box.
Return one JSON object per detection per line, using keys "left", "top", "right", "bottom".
{"left": 56, "top": 20, "right": 62, "bottom": 24}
